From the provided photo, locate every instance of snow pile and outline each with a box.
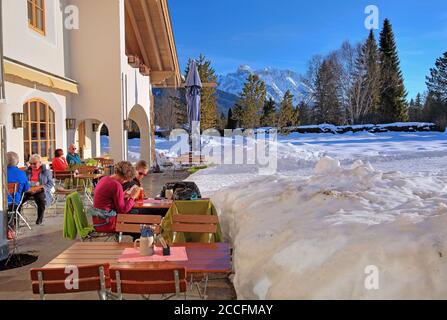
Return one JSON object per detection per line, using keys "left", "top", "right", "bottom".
{"left": 207, "top": 158, "right": 447, "bottom": 299}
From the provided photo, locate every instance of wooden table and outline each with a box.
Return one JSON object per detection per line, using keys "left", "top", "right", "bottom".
{"left": 28, "top": 186, "right": 44, "bottom": 193}
{"left": 43, "top": 242, "right": 232, "bottom": 274}
{"left": 74, "top": 173, "right": 105, "bottom": 180}
{"left": 133, "top": 199, "right": 173, "bottom": 210}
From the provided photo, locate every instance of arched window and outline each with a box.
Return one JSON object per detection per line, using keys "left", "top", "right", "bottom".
{"left": 23, "top": 99, "right": 55, "bottom": 161}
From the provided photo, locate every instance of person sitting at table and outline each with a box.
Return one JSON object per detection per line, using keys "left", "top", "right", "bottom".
{"left": 52, "top": 149, "right": 68, "bottom": 171}
{"left": 66, "top": 144, "right": 83, "bottom": 165}
{"left": 6, "top": 152, "right": 30, "bottom": 239}
{"left": 91, "top": 161, "right": 140, "bottom": 233}
{"left": 122, "top": 160, "right": 149, "bottom": 191}
{"left": 22, "top": 154, "right": 54, "bottom": 225}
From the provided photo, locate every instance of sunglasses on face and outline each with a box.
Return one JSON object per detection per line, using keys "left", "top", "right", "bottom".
{"left": 29, "top": 162, "right": 39, "bottom": 166}
{"left": 138, "top": 171, "right": 148, "bottom": 177}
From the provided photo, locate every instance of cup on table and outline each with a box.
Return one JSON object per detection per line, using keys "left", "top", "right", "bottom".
{"left": 139, "top": 189, "right": 145, "bottom": 201}
{"left": 166, "top": 189, "right": 174, "bottom": 200}
{"left": 134, "top": 237, "right": 154, "bottom": 256}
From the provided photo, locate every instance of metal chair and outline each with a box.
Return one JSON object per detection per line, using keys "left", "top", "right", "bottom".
{"left": 52, "top": 170, "right": 78, "bottom": 213}
{"left": 64, "top": 192, "right": 118, "bottom": 243}
{"left": 172, "top": 214, "right": 219, "bottom": 244}
{"left": 171, "top": 214, "right": 219, "bottom": 299}
{"left": 110, "top": 267, "right": 187, "bottom": 300}
{"left": 7, "top": 183, "right": 32, "bottom": 233}
{"left": 30, "top": 264, "right": 111, "bottom": 300}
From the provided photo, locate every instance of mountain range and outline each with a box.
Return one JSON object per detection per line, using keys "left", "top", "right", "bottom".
{"left": 154, "top": 65, "right": 312, "bottom": 119}
{"left": 216, "top": 65, "right": 311, "bottom": 110}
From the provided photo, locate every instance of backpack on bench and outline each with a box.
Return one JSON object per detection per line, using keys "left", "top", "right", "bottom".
{"left": 160, "top": 181, "right": 202, "bottom": 201}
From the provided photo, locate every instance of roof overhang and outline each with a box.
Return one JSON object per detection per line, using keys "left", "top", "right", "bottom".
{"left": 125, "top": 0, "right": 181, "bottom": 88}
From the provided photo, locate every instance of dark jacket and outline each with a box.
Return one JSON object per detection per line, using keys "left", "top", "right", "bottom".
{"left": 122, "top": 178, "right": 141, "bottom": 192}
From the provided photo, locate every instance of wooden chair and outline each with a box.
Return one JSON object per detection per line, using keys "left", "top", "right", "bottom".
{"left": 53, "top": 170, "right": 80, "bottom": 190}
{"left": 97, "top": 159, "right": 115, "bottom": 176}
{"left": 172, "top": 214, "right": 219, "bottom": 244}
{"left": 51, "top": 171, "right": 81, "bottom": 213}
{"left": 171, "top": 214, "right": 220, "bottom": 299}
{"left": 74, "top": 165, "right": 97, "bottom": 174}
{"left": 53, "top": 170, "right": 74, "bottom": 185}
{"left": 110, "top": 267, "right": 187, "bottom": 300}
{"left": 99, "top": 159, "right": 114, "bottom": 167}
{"left": 7, "top": 183, "right": 31, "bottom": 232}
{"left": 30, "top": 264, "right": 111, "bottom": 300}
{"left": 115, "top": 214, "right": 163, "bottom": 243}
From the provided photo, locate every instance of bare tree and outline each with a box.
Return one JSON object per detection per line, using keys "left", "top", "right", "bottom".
{"left": 300, "top": 55, "right": 324, "bottom": 122}
{"left": 333, "top": 41, "right": 360, "bottom": 125}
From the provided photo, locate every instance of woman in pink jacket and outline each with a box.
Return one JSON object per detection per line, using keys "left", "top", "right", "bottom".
{"left": 91, "top": 161, "right": 140, "bottom": 233}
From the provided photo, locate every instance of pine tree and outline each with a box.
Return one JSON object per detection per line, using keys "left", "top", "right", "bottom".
{"left": 426, "top": 51, "right": 447, "bottom": 103}
{"left": 424, "top": 52, "right": 447, "bottom": 129}
{"left": 314, "top": 59, "right": 342, "bottom": 125}
{"left": 169, "top": 91, "right": 187, "bottom": 127}
{"left": 378, "top": 19, "right": 408, "bottom": 123}
{"left": 297, "top": 101, "right": 311, "bottom": 125}
{"left": 226, "top": 108, "right": 237, "bottom": 129}
{"left": 408, "top": 98, "right": 416, "bottom": 121}
{"left": 260, "top": 98, "right": 276, "bottom": 127}
{"left": 422, "top": 92, "right": 446, "bottom": 129}
{"left": 185, "top": 55, "right": 219, "bottom": 130}
{"left": 408, "top": 95, "right": 425, "bottom": 122}
{"left": 293, "top": 106, "right": 301, "bottom": 126}
{"left": 232, "top": 74, "right": 266, "bottom": 128}
{"left": 277, "top": 90, "right": 296, "bottom": 128}
{"left": 219, "top": 112, "right": 226, "bottom": 130}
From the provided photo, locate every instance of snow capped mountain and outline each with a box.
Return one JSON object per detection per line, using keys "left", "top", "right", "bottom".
{"left": 217, "top": 65, "right": 312, "bottom": 105}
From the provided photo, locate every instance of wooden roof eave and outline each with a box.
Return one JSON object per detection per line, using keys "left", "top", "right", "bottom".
{"left": 125, "top": 0, "right": 181, "bottom": 88}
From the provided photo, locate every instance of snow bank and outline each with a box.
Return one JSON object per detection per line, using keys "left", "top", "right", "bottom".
{"left": 207, "top": 158, "right": 447, "bottom": 299}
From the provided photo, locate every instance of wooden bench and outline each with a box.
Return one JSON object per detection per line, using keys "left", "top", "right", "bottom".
{"left": 173, "top": 154, "right": 206, "bottom": 166}
{"left": 115, "top": 214, "right": 163, "bottom": 243}
{"left": 167, "top": 154, "right": 206, "bottom": 178}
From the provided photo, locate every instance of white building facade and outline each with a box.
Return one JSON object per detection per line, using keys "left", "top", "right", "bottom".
{"left": 0, "top": 0, "right": 180, "bottom": 165}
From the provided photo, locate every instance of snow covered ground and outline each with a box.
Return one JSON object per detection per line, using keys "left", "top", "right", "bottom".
{"left": 182, "top": 130, "right": 447, "bottom": 299}
{"left": 103, "top": 130, "right": 447, "bottom": 299}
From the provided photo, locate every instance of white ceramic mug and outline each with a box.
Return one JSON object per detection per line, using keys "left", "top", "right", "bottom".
{"left": 134, "top": 237, "right": 154, "bottom": 256}
{"left": 166, "top": 189, "right": 174, "bottom": 200}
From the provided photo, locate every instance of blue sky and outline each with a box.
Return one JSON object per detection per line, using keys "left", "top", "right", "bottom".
{"left": 169, "top": 0, "right": 447, "bottom": 99}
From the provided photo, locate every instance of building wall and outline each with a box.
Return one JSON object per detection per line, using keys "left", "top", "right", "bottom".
{"left": 1, "top": 0, "right": 155, "bottom": 164}
{"left": 68, "top": 0, "right": 152, "bottom": 163}
{"left": 1, "top": 0, "right": 69, "bottom": 164}
{"left": 2, "top": 80, "right": 67, "bottom": 165}
{"left": 3, "top": 0, "right": 67, "bottom": 77}
{"left": 67, "top": 0, "right": 124, "bottom": 161}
